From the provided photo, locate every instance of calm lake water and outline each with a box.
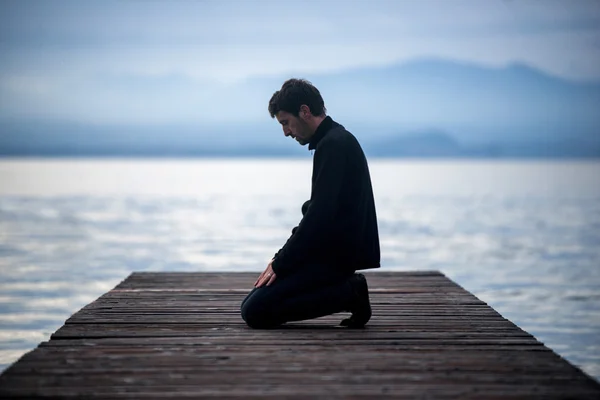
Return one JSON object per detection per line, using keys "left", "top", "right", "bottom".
{"left": 0, "top": 158, "right": 599, "bottom": 380}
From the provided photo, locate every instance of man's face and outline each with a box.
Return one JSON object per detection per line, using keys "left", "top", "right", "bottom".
{"left": 275, "top": 110, "right": 311, "bottom": 146}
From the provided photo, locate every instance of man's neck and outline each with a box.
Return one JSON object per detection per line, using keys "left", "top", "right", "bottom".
{"left": 308, "top": 115, "right": 327, "bottom": 136}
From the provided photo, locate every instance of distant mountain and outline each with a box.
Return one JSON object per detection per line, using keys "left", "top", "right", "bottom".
{"left": 363, "top": 130, "right": 462, "bottom": 157}
{"left": 0, "top": 119, "right": 307, "bottom": 157}
{"left": 0, "top": 58, "right": 599, "bottom": 158}
{"left": 361, "top": 128, "right": 600, "bottom": 158}
{"left": 311, "top": 59, "right": 600, "bottom": 143}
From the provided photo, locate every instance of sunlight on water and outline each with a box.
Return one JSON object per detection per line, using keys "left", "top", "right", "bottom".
{"left": 0, "top": 159, "right": 599, "bottom": 379}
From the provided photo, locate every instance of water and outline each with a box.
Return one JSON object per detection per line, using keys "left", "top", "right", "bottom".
{"left": 0, "top": 158, "right": 599, "bottom": 380}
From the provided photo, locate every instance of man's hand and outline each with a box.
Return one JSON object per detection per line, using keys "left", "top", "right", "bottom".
{"left": 254, "top": 259, "right": 277, "bottom": 288}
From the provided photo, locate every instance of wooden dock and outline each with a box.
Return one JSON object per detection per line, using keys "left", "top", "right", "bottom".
{"left": 1, "top": 271, "right": 599, "bottom": 399}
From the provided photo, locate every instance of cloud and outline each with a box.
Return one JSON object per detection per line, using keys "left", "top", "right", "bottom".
{"left": 0, "top": 0, "right": 599, "bottom": 124}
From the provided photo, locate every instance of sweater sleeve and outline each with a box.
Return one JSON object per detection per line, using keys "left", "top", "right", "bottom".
{"left": 272, "top": 225, "right": 298, "bottom": 260}
{"left": 272, "top": 200, "right": 311, "bottom": 259}
{"left": 271, "top": 139, "right": 347, "bottom": 277}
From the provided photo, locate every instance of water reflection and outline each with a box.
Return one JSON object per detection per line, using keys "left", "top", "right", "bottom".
{"left": 0, "top": 159, "right": 599, "bottom": 379}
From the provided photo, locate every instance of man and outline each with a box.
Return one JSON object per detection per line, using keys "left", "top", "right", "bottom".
{"left": 240, "top": 78, "right": 380, "bottom": 329}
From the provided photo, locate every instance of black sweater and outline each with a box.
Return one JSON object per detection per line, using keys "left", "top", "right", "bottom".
{"left": 271, "top": 116, "right": 381, "bottom": 277}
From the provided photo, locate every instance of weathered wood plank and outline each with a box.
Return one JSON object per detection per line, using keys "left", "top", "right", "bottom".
{"left": 1, "top": 271, "right": 599, "bottom": 399}
{"left": 2, "top": 384, "right": 598, "bottom": 400}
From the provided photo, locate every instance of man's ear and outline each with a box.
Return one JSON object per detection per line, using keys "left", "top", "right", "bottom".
{"left": 299, "top": 104, "right": 311, "bottom": 120}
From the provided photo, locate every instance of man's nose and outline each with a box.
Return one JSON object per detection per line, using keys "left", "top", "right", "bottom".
{"left": 283, "top": 129, "right": 291, "bottom": 137}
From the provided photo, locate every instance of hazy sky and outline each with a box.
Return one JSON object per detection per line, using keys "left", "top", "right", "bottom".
{"left": 1, "top": 0, "right": 599, "bottom": 124}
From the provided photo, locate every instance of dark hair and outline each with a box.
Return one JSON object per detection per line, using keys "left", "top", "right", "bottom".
{"left": 268, "top": 78, "right": 326, "bottom": 118}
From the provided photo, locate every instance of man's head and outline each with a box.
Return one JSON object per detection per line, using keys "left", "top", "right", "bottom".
{"left": 268, "top": 79, "right": 327, "bottom": 146}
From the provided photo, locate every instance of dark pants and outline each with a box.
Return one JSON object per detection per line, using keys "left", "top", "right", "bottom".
{"left": 240, "top": 262, "right": 355, "bottom": 328}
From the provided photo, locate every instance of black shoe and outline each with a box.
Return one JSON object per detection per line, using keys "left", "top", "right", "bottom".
{"left": 340, "top": 273, "right": 372, "bottom": 328}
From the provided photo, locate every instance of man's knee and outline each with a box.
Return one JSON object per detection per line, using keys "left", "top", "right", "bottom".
{"left": 240, "top": 294, "right": 278, "bottom": 329}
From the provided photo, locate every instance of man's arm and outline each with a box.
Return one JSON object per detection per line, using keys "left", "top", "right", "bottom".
{"left": 257, "top": 201, "right": 313, "bottom": 288}
{"left": 272, "top": 200, "right": 311, "bottom": 259}
{"left": 271, "top": 139, "right": 347, "bottom": 277}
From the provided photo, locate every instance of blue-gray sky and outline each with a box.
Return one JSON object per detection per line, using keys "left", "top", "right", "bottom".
{"left": 0, "top": 0, "right": 599, "bottom": 125}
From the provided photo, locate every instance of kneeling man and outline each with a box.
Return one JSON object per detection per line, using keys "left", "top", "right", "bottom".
{"left": 241, "top": 79, "right": 380, "bottom": 328}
